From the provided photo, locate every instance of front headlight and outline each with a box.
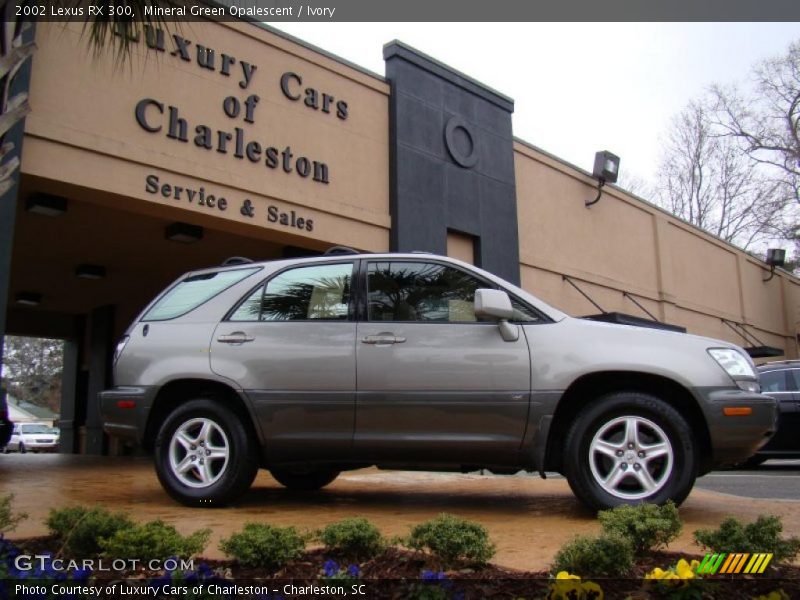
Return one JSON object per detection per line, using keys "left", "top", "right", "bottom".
{"left": 708, "top": 348, "right": 760, "bottom": 392}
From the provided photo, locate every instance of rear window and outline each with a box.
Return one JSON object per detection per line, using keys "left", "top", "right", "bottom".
{"left": 143, "top": 268, "right": 259, "bottom": 321}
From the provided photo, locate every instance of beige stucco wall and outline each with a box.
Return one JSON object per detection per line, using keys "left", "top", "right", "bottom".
{"left": 18, "top": 20, "right": 798, "bottom": 360}
{"left": 514, "top": 140, "right": 799, "bottom": 359}
{"left": 22, "top": 20, "right": 390, "bottom": 252}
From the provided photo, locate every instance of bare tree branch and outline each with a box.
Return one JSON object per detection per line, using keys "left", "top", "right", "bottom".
{"left": 654, "top": 95, "right": 795, "bottom": 251}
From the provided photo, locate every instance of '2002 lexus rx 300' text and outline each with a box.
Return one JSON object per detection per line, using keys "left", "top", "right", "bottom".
{"left": 101, "top": 250, "right": 777, "bottom": 510}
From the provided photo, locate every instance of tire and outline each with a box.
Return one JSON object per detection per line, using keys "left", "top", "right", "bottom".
{"left": 270, "top": 466, "right": 340, "bottom": 491}
{"left": 154, "top": 398, "right": 258, "bottom": 507}
{"left": 563, "top": 391, "right": 697, "bottom": 511}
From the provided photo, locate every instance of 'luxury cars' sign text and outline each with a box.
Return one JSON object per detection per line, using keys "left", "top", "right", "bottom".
{"left": 130, "top": 25, "right": 351, "bottom": 185}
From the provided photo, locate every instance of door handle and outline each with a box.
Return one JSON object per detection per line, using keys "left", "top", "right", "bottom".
{"left": 361, "top": 334, "right": 406, "bottom": 345}
{"left": 217, "top": 332, "right": 255, "bottom": 344}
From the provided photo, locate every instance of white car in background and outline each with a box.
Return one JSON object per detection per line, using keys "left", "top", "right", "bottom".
{"left": 3, "top": 422, "right": 59, "bottom": 453}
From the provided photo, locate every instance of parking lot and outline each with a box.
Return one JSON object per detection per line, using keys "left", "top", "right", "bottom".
{"left": 1, "top": 455, "right": 798, "bottom": 572}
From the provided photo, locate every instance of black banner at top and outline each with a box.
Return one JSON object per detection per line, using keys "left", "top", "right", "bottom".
{"left": 15, "top": 0, "right": 800, "bottom": 22}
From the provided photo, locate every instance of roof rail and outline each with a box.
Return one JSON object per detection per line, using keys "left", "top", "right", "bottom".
{"left": 222, "top": 256, "right": 254, "bottom": 266}
{"left": 324, "top": 246, "right": 360, "bottom": 256}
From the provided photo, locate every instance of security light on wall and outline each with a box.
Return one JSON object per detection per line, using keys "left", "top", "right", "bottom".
{"left": 25, "top": 193, "right": 68, "bottom": 217}
{"left": 165, "top": 222, "right": 203, "bottom": 243}
{"left": 585, "top": 150, "right": 621, "bottom": 208}
{"left": 15, "top": 292, "right": 42, "bottom": 306}
{"left": 763, "top": 248, "right": 786, "bottom": 282}
{"left": 75, "top": 264, "right": 107, "bottom": 280}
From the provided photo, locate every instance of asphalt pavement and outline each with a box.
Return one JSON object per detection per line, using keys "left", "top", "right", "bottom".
{"left": 695, "top": 460, "right": 800, "bottom": 500}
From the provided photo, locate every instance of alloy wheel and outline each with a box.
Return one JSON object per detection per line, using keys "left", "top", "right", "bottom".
{"left": 588, "top": 415, "right": 674, "bottom": 500}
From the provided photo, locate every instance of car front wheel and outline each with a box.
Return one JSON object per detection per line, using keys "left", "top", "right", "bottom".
{"left": 154, "top": 398, "right": 258, "bottom": 507}
{"left": 564, "top": 391, "right": 697, "bottom": 511}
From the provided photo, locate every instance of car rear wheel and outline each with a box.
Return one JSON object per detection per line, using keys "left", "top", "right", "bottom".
{"left": 564, "top": 391, "right": 697, "bottom": 511}
{"left": 270, "top": 466, "right": 340, "bottom": 490}
{"left": 155, "top": 398, "right": 258, "bottom": 507}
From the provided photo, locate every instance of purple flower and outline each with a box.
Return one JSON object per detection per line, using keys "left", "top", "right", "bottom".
{"left": 346, "top": 564, "right": 360, "bottom": 578}
{"left": 322, "top": 559, "right": 339, "bottom": 578}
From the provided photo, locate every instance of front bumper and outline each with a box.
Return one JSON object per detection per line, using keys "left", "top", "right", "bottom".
{"left": 100, "top": 386, "right": 158, "bottom": 442}
{"left": 21, "top": 440, "right": 58, "bottom": 451}
{"left": 694, "top": 387, "right": 778, "bottom": 467}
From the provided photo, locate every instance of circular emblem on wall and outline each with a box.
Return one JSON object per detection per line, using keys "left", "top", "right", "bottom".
{"left": 444, "top": 117, "right": 478, "bottom": 169}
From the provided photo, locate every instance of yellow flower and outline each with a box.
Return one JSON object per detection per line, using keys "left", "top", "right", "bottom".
{"left": 556, "top": 571, "right": 581, "bottom": 580}
{"left": 645, "top": 567, "right": 667, "bottom": 579}
{"left": 582, "top": 581, "right": 604, "bottom": 599}
{"left": 753, "top": 591, "right": 790, "bottom": 600}
{"left": 675, "top": 558, "right": 696, "bottom": 579}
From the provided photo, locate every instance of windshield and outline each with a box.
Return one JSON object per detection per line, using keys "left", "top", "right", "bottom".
{"left": 21, "top": 424, "right": 52, "bottom": 434}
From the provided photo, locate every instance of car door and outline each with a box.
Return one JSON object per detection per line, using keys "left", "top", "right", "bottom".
{"left": 210, "top": 261, "right": 357, "bottom": 462}
{"left": 354, "top": 259, "right": 532, "bottom": 464}
{"left": 759, "top": 368, "right": 797, "bottom": 453}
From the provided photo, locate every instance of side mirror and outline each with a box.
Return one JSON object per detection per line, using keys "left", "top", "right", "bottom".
{"left": 474, "top": 289, "right": 519, "bottom": 342}
{"left": 474, "top": 289, "right": 513, "bottom": 320}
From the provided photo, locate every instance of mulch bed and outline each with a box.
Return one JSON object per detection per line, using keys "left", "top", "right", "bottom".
{"left": 6, "top": 537, "right": 800, "bottom": 599}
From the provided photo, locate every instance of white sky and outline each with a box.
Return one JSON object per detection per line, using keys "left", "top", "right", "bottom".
{"left": 271, "top": 22, "right": 800, "bottom": 187}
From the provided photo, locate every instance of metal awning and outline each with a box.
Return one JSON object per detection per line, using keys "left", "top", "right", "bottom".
{"left": 562, "top": 275, "right": 686, "bottom": 334}
{"left": 721, "top": 319, "right": 784, "bottom": 359}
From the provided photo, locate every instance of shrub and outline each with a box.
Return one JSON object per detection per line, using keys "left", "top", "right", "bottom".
{"left": 220, "top": 523, "right": 306, "bottom": 569}
{"left": 694, "top": 515, "right": 800, "bottom": 564}
{"left": 0, "top": 494, "right": 27, "bottom": 534}
{"left": 100, "top": 520, "right": 210, "bottom": 559}
{"left": 551, "top": 534, "right": 634, "bottom": 577}
{"left": 47, "top": 506, "right": 133, "bottom": 557}
{"left": 319, "top": 518, "right": 385, "bottom": 559}
{"left": 598, "top": 501, "right": 682, "bottom": 553}
{"left": 406, "top": 513, "right": 495, "bottom": 566}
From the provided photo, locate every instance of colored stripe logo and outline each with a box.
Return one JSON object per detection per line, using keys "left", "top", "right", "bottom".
{"left": 695, "top": 553, "right": 773, "bottom": 574}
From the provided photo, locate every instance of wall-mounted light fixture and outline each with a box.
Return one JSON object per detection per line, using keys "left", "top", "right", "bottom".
{"left": 763, "top": 248, "right": 786, "bottom": 282}
{"left": 15, "top": 292, "right": 42, "bottom": 306}
{"left": 25, "top": 193, "right": 68, "bottom": 217}
{"left": 165, "top": 222, "right": 203, "bottom": 243}
{"left": 75, "top": 264, "right": 107, "bottom": 280}
{"left": 585, "top": 150, "right": 620, "bottom": 208}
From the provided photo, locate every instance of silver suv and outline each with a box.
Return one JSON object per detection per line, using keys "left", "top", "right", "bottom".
{"left": 101, "top": 251, "right": 777, "bottom": 510}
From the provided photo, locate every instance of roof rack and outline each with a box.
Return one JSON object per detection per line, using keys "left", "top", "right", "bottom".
{"left": 324, "top": 246, "right": 360, "bottom": 256}
{"left": 221, "top": 257, "right": 254, "bottom": 266}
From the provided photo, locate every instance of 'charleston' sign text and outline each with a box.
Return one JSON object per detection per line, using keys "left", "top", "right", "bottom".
{"left": 130, "top": 26, "right": 351, "bottom": 185}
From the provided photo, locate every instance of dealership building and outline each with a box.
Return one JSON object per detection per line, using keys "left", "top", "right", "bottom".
{"left": 2, "top": 18, "right": 797, "bottom": 454}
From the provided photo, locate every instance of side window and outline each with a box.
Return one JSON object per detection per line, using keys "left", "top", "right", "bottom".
{"left": 510, "top": 297, "right": 542, "bottom": 322}
{"left": 760, "top": 370, "right": 788, "bottom": 393}
{"left": 230, "top": 263, "right": 352, "bottom": 321}
{"left": 143, "top": 267, "right": 259, "bottom": 321}
{"left": 788, "top": 370, "right": 800, "bottom": 392}
{"left": 367, "top": 261, "right": 490, "bottom": 322}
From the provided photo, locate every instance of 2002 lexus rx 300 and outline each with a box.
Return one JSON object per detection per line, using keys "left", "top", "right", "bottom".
{"left": 101, "top": 250, "right": 777, "bottom": 510}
